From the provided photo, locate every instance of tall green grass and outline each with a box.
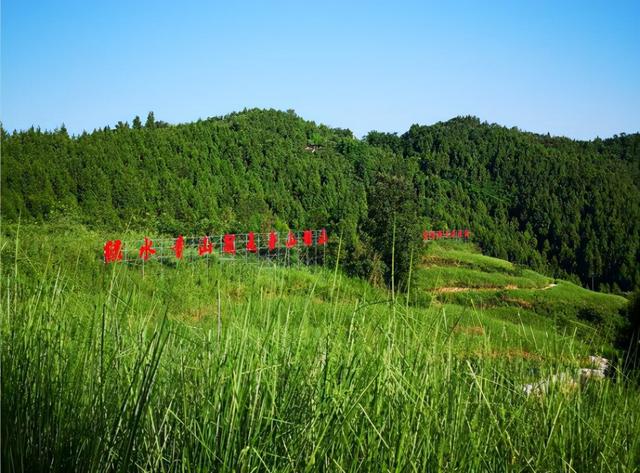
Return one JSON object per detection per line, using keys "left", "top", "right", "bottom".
{"left": 2, "top": 225, "right": 640, "bottom": 472}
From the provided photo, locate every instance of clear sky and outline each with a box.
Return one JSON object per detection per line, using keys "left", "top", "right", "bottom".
{"left": 2, "top": 0, "right": 639, "bottom": 139}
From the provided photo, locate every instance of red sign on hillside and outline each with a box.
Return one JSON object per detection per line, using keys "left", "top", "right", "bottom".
{"left": 104, "top": 240, "right": 123, "bottom": 263}
{"left": 172, "top": 235, "right": 185, "bottom": 259}
{"left": 423, "top": 229, "right": 471, "bottom": 242}
{"left": 198, "top": 236, "right": 213, "bottom": 256}
{"left": 268, "top": 231, "right": 278, "bottom": 251}
{"left": 103, "top": 229, "right": 329, "bottom": 265}
{"left": 303, "top": 230, "right": 313, "bottom": 247}
{"left": 317, "top": 228, "right": 328, "bottom": 245}
{"left": 223, "top": 234, "right": 236, "bottom": 255}
{"left": 139, "top": 237, "right": 156, "bottom": 261}
{"left": 285, "top": 231, "right": 297, "bottom": 249}
{"left": 247, "top": 232, "right": 258, "bottom": 252}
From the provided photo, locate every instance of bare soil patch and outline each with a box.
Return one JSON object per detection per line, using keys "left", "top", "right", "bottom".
{"left": 453, "top": 325, "right": 485, "bottom": 336}
{"left": 433, "top": 284, "right": 517, "bottom": 294}
{"left": 431, "top": 283, "right": 555, "bottom": 294}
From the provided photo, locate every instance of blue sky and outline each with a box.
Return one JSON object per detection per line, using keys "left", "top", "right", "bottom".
{"left": 2, "top": 0, "right": 638, "bottom": 138}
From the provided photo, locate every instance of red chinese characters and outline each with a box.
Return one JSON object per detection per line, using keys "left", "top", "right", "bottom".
{"left": 198, "top": 236, "right": 213, "bottom": 256}
{"left": 223, "top": 234, "right": 236, "bottom": 255}
{"left": 246, "top": 232, "right": 258, "bottom": 253}
{"left": 172, "top": 235, "right": 185, "bottom": 259}
{"left": 139, "top": 237, "right": 156, "bottom": 261}
{"left": 317, "top": 228, "right": 328, "bottom": 245}
{"left": 423, "top": 229, "right": 471, "bottom": 241}
{"left": 303, "top": 230, "right": 313, "bottom": 247}
{"left": 102, "top": 228, "right": 331, "bottom": 266}
{"left": 104, "top": 240, "right": 123, "bottom": 263}
{"left": 285, "top": 231, "right": 297, "bottom": 249}
{"left": 268, "top": 231, "right": 277, "bottom": 251}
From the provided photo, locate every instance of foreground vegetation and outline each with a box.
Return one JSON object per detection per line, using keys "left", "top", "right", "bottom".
{"left": 2, "top": 224, "right": 639, "bottom": 472}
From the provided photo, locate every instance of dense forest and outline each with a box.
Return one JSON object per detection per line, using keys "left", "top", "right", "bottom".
{"left": 2, "top": 108, "right": 639, "bottom": 291}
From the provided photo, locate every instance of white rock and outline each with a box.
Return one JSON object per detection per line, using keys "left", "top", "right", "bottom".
{"left": 579, "top": 368, "right": 606, "bottom": 384}
{"left": 587, "top": 356, "right": 609, "bottom": 371}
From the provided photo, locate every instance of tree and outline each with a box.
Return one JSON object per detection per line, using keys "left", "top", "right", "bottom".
{"left": 145, "top": 111, "right": 156, "bottom": 129}
{"left": 132, "top": 116, "right": 142, "bottom": 129}
{"left": 619, "top": 290, "right": 640, "bottom": 376}
{"left": 365, "top": 173, "right": 420, "bottom": 291}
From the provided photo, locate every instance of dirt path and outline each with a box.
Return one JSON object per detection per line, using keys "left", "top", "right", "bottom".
{"left": 432, "top": 283, "right": 557, "bottom": 294}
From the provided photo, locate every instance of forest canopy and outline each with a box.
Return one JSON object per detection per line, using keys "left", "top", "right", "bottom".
{"left": 2, "top": 109, "right": 639, "bottom": 291}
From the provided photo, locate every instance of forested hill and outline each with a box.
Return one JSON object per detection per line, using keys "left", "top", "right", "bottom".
{"left": 366, "top": 118, "right": 640, "bottom": 292}
{"left": 2, "top": 109, "right": 639, "bottom": 291}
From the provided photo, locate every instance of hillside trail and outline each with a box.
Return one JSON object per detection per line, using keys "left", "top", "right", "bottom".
{"left": 432, "top": 283, "right": 557, "bottom": 294}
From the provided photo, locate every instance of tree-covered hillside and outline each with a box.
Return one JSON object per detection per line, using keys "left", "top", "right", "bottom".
{"left": 367, "top": 118, "right": 640, "bottom": 291}
{"left": 2, "top": 109, "right": 639, "bottom": 291}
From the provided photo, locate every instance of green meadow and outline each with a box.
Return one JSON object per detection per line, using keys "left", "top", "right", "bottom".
{"left": 2, "top": 224, "right": 639, "bottom": 472}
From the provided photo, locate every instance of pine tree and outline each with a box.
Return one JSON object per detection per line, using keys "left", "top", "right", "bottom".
{"left": 145, "top": 111, "right": 156, "bottom": 128}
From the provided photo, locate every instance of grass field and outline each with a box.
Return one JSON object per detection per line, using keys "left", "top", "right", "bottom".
{"left": 415, "top": 240, "right": 629, "bottom": 351}
{"left": 2, "top": 224, "right": 639, "bottom": 472}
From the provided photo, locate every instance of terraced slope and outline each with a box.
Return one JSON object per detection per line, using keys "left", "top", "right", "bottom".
{"left": 413, "top": 240, "right": 628, "bottom": 350}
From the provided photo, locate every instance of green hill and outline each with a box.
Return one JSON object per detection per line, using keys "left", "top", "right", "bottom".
{"left": 2, "top": 223, "right": 638, "bottom": 471}
{"left": 2, "top": 109, "right": 639, "bottom": 291}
